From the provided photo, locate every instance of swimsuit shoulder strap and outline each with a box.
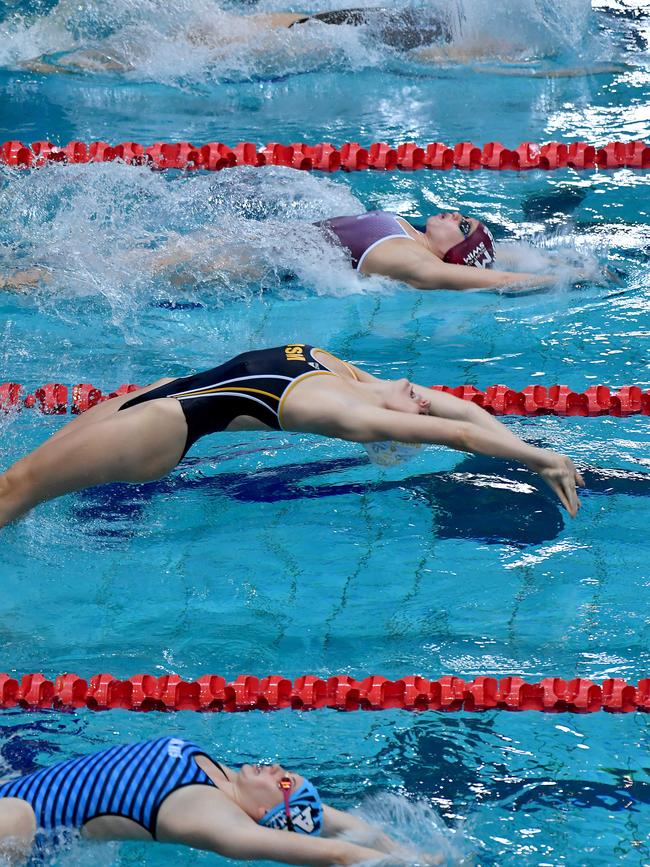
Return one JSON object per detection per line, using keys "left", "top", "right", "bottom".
{"left": 311, "top": 347, "right": 360, "bottom": 380}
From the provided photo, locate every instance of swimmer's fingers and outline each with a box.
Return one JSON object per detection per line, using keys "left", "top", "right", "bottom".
{"left": 539, "top": 457, "right": 581, "bottom": 518}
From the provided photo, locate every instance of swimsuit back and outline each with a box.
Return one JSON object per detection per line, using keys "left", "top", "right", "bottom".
{"left": 317, "top": 211, "right": 412, "bottom": 270}
{"left": 0, "top": 737, "right": 221, "bottom": 837}
{"left": 289, "top": 8, "right": 451, "bottom": 49}
{"left": 119, "top": 344, "right": 338, "bottom": 455}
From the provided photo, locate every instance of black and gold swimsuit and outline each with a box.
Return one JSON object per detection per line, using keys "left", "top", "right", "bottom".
{"left": 119, "top": 344, "right": 346, "bottom": 457}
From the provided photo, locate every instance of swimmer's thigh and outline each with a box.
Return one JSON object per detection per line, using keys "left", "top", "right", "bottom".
{"left": 48, "top": 378, "right": 175, "bottom": 444}
{"left": 0, "top": 798, "right": 36, "bottom": 849}
{"left": 17, "top": 402, "right": 187, "bottom": 504}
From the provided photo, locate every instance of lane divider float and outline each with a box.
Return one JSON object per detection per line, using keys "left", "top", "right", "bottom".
{"left": 1, "top": 382, "right": 648, "bottom": 417}
{"left": 1, "top": 673, "right": 647, "bottom": 713}
{"left": 1, "top": 139, "right": 648, "bottom": 172}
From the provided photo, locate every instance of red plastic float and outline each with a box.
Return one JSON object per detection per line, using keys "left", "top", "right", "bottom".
{"left": 3, "top": 381, "right": 648, "bottom": 416}
{"left": 1, "top": 139, "right": 648, "bottom": 172}
{"left": 0, "top": 673, "right": 647, "bottom": 713}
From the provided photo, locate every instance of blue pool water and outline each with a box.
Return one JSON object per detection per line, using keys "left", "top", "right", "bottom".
{"left": 0, "top": 0, "right": 649, "bottom": 863}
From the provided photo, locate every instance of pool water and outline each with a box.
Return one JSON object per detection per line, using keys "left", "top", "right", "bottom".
{"left": 0, "top": 0, "right": 649, "bottom": 864}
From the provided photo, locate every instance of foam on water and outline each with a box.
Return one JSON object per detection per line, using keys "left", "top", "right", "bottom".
{"left": 353, "top": 792, "right": 473, "bottom": 865}
{"left": 0, "top": 163, "right": 376, "bottom": 324}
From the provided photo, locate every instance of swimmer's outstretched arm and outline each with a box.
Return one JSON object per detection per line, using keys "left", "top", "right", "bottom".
{"left": 159, "top": 794, "right": 390, "bottom": 866}
{"left": 411, "top": 44, "right": 630, "bottom": 77}
{"left": 310, "top": 382, "right": 583, "bottom": 516}
{"left": 323, "top": 805, "right": 442, "bottom": 864}
{"left": 364, "top": 243, "right": 553, "bottom": 291}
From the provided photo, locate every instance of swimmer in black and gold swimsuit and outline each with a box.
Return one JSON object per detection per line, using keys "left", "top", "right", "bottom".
{"left": 0, "top": 343, "right": 583, "bottom": 526}
{"left": 119, "top": 344, "right": 343, "bottom": 457}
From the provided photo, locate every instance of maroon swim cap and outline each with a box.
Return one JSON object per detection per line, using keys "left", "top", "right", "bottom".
{"left": 443, "top": 222, "right": 495, "bottom": 268}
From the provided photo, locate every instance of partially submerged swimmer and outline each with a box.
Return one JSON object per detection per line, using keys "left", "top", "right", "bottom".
{"left": 19, "top": 5, "right": 622, "bottom": 77}
{"left": 0, "top": 343, "right": 583, "bottom": 528}
{"left": 0, "top": 736, "right": 427, "bottom": 864}
{"left": 19, "top": 6, "right": 453, "bottom": 75}
{"left": 318, "top": 210, "right": 529, "bottom": 291}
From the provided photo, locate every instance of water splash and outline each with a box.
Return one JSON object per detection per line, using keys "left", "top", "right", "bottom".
{"left": 353, "top": 791, "right": 474, "bottom": 865}
{"left": 0, "top": 162, "right": 371, "bottom": 319}
{"left": 0, "top": 0, "right": 610, "bottom": 83}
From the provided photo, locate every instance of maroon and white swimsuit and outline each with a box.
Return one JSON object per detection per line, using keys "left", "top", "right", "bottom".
{"left": 317, "top": 211, "right": 412, "bottom": 270}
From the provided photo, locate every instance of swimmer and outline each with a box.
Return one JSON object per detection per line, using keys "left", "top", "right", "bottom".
{"left": 19, "top": 5, "right": 623, "bottom": 77}
{"left": 0, "top": 343, "right": 583, "bottom": 528}
{"left": 318, "top": 210, "right": 538, "bottom": 291}
{"left": 138, "top": 209, "right": 587, "bottom": 293}
{"left": 18, "top": 7, "right": 453, "bottom": 75}
{"left": 0, "top": 736, "right": 434, "bottom": 864}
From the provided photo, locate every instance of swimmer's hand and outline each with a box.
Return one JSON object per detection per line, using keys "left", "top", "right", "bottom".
{"left": 529, "top": 452, "right": 584, "bottom": 517}
{"left": 571, "top": 265, "right": 626, "bottom": 288}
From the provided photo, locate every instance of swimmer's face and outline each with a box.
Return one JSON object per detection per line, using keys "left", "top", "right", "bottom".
{"left": 383, "top": 378, "right": 431, "bottom": 415}
{"left": 425, "top": 212, "right": 478, "bottom": 259}
{"left": 237, "top": 764, "right": 305, "bottom": 819}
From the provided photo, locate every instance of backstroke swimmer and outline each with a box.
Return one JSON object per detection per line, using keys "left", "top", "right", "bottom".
{"left": 0, "top": 735, "right": 440, "bottom": 864}
{"left": 139, "top": 209, "right": 533, "bottom": 293}
{"left": 0, "top": 344, "right": 583, "bottom": 528}
{"left": 18, "top": 6, "right": 626, "bottom": 77}
{"left": 0, "top": 208, "right": 619, "bottom": 294}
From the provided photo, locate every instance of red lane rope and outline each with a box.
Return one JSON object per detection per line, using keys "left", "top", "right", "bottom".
{"left": 1, "top": 382, "right": 648, "bottom": 416}
{"left": 1, "top": 673, "right": 647, "bottom": 713}
{"left": 1, "top": 139, "right": 648, "bottom": 171}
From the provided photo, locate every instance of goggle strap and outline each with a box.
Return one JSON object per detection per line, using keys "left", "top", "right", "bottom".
{"left": 279, "top": 777, "right": 295, "bottom": 832}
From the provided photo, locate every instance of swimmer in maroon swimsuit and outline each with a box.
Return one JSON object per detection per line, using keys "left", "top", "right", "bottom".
{"left": 318, "top": 210, "right": 549, "bottom": 291}
{"left": 0, "top": 344, "right": 583, "bottom": 528}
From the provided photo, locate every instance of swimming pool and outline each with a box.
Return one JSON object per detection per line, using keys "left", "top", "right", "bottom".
{"left": 0, "top": 0, "right": 649, "bottom": 863}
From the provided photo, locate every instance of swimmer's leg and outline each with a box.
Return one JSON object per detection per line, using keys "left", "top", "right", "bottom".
{"left": 0, "top": 401, "right": 187, "bottom": 528}
{"left": 0, "top": 799, "right": 36, "bottom": 860}
{"left": 46, "top": 378, "right": 174, "bottom": 445}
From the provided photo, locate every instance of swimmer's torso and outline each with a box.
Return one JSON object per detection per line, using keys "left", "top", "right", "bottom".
{"left": 119, "top": 345, "right": 347, "bottom": 454}
{"left": 317, "top": 211, "right": 416, "bottom": 271}
{"left": 0, "top": 737, "right": 226, "bottom": 839}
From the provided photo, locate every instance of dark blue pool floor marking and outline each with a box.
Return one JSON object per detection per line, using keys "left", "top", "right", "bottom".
{"left": 70, "top": 456, "right": 650, "bottom": 547}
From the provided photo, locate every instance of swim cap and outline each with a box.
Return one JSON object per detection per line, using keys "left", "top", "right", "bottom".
{"left": 258, "top": 777, "right": 323, "bottom": 835}
{"left": 443, "top": 222, "right": 495, "bottom": 268}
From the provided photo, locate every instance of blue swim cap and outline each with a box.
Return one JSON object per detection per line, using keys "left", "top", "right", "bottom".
{"left": 258, "top": 777, "right": 323, "bottom": 835}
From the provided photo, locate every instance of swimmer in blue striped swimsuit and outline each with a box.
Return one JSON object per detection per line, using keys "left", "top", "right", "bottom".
{"left": 0, "top": 736, "right": 406, "bottom": 864}
{"left": 0, "top": 343, "right": 583, "bottom": 526}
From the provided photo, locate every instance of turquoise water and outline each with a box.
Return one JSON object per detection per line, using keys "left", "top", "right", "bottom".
{"left": 0, "top": 1, "right": 649, "bottom": 864}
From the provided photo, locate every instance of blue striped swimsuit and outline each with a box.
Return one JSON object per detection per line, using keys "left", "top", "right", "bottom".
{"left": 0, "top": 737, "right": 223, "bottom": 836}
